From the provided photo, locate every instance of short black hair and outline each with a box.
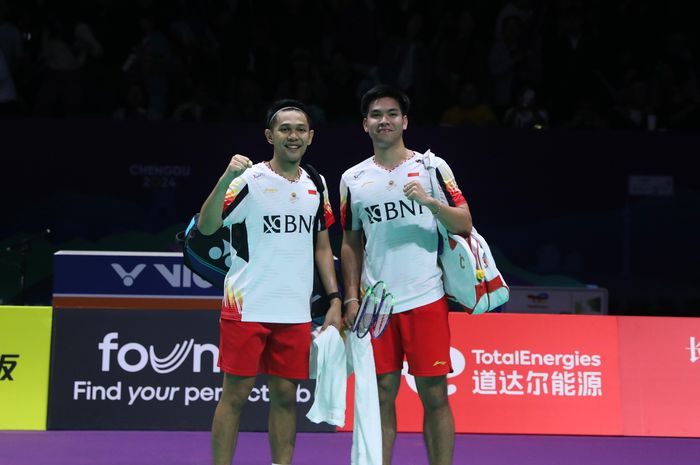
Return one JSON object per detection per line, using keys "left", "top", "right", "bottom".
{"left": 360, "top": 84, "right": 410, "bottom": 117}
{"left": 266, "top": 99, "right": 312, "bottom": 128}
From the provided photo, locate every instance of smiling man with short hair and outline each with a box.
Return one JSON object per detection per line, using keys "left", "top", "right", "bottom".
{"left": 198, "top": 99, "right": 341, "bottom": 465}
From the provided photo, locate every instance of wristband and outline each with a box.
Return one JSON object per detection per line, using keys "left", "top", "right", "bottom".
{"left": 326, "top": 291, "right": 341, "bottom": 302}
{"left": 343, "top": 297, "right": 359, "bottom": 306}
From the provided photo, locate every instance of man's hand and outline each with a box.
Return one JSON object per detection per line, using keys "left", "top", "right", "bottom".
{"left": 403, "top": 180, "right": 432, "bottom": 206}
{"left": 225, "top": 154, "right": 253, "bottom": 179}
{"left": 343, "top": 300, "right": 360, "bottom": 331}
{"left": 321, "top": 301, "right": 342, "bottom": 331}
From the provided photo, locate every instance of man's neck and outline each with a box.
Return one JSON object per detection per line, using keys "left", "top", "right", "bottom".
{"left": 269, "top": 156, "right": 301, "bottom": 179}
{"left": 373, "top": 143, "right": 409, "bottom": 168}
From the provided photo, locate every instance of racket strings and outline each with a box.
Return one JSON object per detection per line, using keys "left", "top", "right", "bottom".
{"left": 371, "top": 292, "right": 394, "bottom": 338}
{"left": 352, "top": 281, "right": 394, "bottom": 339}
{"left": 354, "top": 296, "right": 375, "bottom": 338}
{"left": 352, "top": 284, "right": 379, "bottom": 338}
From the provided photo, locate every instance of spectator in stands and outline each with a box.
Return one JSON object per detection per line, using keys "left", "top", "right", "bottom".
{"left": 610, "top": 74, "right": 655, "bottom": 130}
{"left": 377, "top": 10, "right": 431, "bottom": 119}
{"left": 112, "top": 82, "right": 147, "bottom": 120}
{"left": 488, "top": 15, "right": 540, "bottom": 115}
{"left": 0, "top": 0, "right": 21, "bottom": 115}
{"left": 323, "top": 49, "right": 362, "bottom": 122}
{"left": 34, "top": 8, "right": 102, "bottom": 117}
{"left": 439, "top": 81, "right": 498, "bottom": 128}
{"left": 494, "top": 0, "right": 536, "bottom": 41}
{"left": 292, "top": 78, "right": 326, "bottom": 124}
{"left": 222, "top": 72, "right": 265, "bottom": 122}
{"left": 564, "top": 94, "right": 609, "bottom": 129}
{"left": 124, "top": 12, "right": 174, "bottom": 121}
{"left": 541, "top": 3, "right": 602, "bottom": 124}
{"left": 171, "top": 81, "right": 220, "bottom": 122}
{"left": 276, "top": 47, "right": 327, "bottom": 109}
{"left": 503, "top": 85, "right": 549, "bottom": 129}
{"left": 656, "top": 80, "right": 700, "bottom": 130}
{"left": 433, "top": 9, "right": 488, "bottom": 118}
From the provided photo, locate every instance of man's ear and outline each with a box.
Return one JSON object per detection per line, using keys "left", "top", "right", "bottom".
{"left": 403, "top": 115, "right": 408, "bottom": 130}
{"left": 307, "top": 129, "right": 314, "bottom": 145}
{"left": 264, "top": 128, "right": 273, "bottom": 144}
{"left": 363, "top": 118, "right": 369, "bottom": 133}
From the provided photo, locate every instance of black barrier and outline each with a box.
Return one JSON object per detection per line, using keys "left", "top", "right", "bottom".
{"left": 47, "top": 308, "right": 334, "bottom": 432}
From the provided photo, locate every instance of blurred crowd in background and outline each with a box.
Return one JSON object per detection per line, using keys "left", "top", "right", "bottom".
{"left": 0, "top": 0, "right": 698, "bottom": 130}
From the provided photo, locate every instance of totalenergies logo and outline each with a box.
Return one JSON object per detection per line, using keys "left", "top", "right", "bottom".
{"left": 401, "top": 347, "right": 466, "bottom": 395}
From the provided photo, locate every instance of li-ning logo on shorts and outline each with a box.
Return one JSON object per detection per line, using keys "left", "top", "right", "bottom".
{"left": 403, "top": 347, "right": 465, "bottom": 396}
{"left": 263, "top": 215, "right": 315, "bottom": 234}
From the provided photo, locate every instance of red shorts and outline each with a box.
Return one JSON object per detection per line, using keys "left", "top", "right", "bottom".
{"left": 371, "top": 297, "right": 452, "bottom": 376}
{"left": 218, "top": 319, "right": 311, "bottom": 379}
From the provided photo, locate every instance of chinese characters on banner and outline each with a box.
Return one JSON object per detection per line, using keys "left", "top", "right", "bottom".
{"left": 342, "top": 313, "right": 624, "bottom": 435}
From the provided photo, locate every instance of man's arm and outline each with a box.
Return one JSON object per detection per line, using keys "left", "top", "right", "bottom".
{"left": 403, "top": 182, "right": 472, "bottom": 235}
{"left": 340, "top": 228, "right": 364, "bottom": 327}
{"left": 198, "top": 154, "right": 252, "bottom": 236}
{"left": 314, "top": 230, "right": 342, "bottom": 330}
{"left": 428, "top": 201, "right": 472, "bottom": 236}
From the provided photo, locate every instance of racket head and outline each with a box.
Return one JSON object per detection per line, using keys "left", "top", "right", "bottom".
{"left": 352, "top": 281, "right": 386, "bottom": 338}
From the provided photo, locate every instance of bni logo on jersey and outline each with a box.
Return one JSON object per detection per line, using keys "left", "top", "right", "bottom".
{"left": 262, "top": 215, "right": 314, "bottom": 234}
{"left": 687, "top": 337, "right": 700, "bottom": 363}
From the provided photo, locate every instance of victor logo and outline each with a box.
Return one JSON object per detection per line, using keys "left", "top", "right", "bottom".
{"left": 364, "top": 200, "right": 428, "bottom": 224}
{"left": 111, "top": 263, "right": 212, "bottom": 289}
{"left": 0, "top": 354, "right": 19, "bottom": 381}
{"left": 262, "top": 215, "right": 314, "bottom": 234}
{"left": 111, "top": 264, "right": 146, "bottom": 287}
{"left": 98, "top": 332, "right": 219, "bottom": 374}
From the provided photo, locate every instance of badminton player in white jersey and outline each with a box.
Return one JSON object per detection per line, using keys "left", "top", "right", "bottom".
{"left": 198, "top": 99, "right": 342, "bottom": 465}
{"left": 340, "top": 85, "right": 472, "bottom": 465}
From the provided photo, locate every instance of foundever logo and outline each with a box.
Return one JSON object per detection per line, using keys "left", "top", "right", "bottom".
{"left": 98, "top": 332, "right": 219, "bottom": 374}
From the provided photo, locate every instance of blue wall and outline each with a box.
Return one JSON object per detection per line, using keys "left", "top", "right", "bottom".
{"left": 2, "top": 120, "right": 698, "bottom": 314}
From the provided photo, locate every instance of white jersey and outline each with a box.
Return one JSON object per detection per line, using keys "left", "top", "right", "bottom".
{"left": 221, "top": 162, "right": 334, "bottom": 323}
{"left": 339, "top": 150, "right": 467, "bottom": 313}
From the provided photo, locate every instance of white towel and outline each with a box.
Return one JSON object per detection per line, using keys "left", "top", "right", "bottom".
{"left": 307, "top": 326, "right": 347, "bottom": 426}
{"left": 346, "top": 332, "right": 382, "bottom": 465}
